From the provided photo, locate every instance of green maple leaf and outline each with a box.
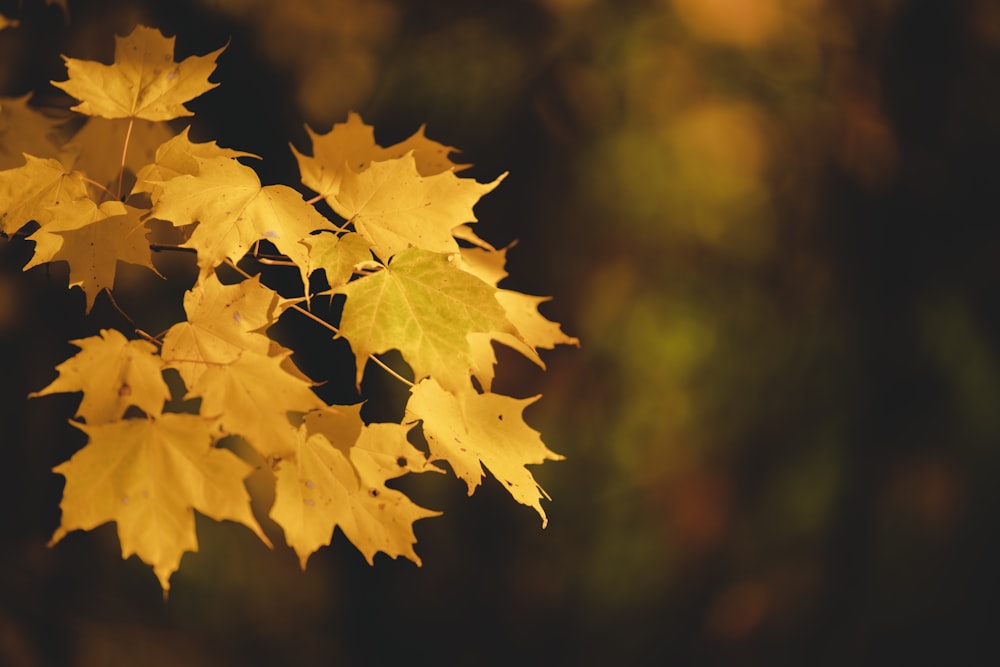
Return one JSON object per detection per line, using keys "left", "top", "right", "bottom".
{"left": 30, "top": 328, "right": 168, "bottom": 424}
{"left": 405, "top": 378, "right": 564, "bottom": 526}
{"left": 335, "top": 247, "right": 517, "bottom": 393}
{"left": 49, "top": 413, "right": 270, "bottom": 594}
{"left": 52, "top": 25, "right": 224, "bottom": 121}
{"left": 150, "top": 155, "right": 337, "bottom": 280}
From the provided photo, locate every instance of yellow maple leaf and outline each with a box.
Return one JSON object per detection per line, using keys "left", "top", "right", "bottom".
{"left": 52, "top": 25, "right": 224, "bottom": 121}
{"left": 184, "top": 349, "right": 325, "bottom": 458}
{"left": 335, "top": 247, "right": 518, "bottom": 393}
{"left": 302, "top": 231, "right": 374, "bottom": 289}
{"left": 132, "top": 126, "right": 255, "bottom": 196}
{"left": 161, "top": 273, "right": 287, "bottom": 388}
{"left": 150, "top": 155, "right": 337, "bottom": 280}
{"left": 24, "top": 199, "right": 155, "bottom": 311}
{"left": 30, "top": 328, "right": 168, "bottom": 424}
{"left": 0, "top": 155, "right": 88, "bottom": 235}
{"left": 405, "top": 378, "right": 564, "bottom": 527}
{"left": 331, "top": 152, "right": 505, "bottom": 261}
{"left": 49, "top": 413, "right": 271, "bottom": 594}
{"left": 292, "top": 111, "right": 469, "bottom": 204}
{"left": 270, "top": 410, "right": 440, "bottom": 568}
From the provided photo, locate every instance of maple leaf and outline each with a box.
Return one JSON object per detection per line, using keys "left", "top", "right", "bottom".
{"left": 405, "top": 378, "right": 564, "bottom": 526}
{"left": 0, "top": 95, "right": 62, "bottom": 169}
{"left": 270, "top": 409, "right": 440, "bottom": 568}
{"left": 335, "top": 247, "right": 518, "bottom": 393}
{"left": 52, "top": 25, "right": 224, "bottom": 121}
{"left": 133, "top": 126, "right": 256, "bottom": 196}
{"left": 60, "top": 117, "right": 176, "bottom": 192}
{"left": 292, "top": 111, "right": 468, "bottom": 205}
{"left": 0, "top": 155, "right": 88, "bottom": 235}
{"left": 150, "top": 155, "right": 337, "bottom": 280}
{"left": 450, "top": 235, "right": 579, "bottom": 390}
{"left": 30, "top": 328, "right": 168, "bottom": 424}
{"left": 183, "top": 349, "right": 325, "bottom": 458}
{"left": 303, "top": 231, "right": 374, "bottom": 288}
{"left": 24, "top": 199, "right": 155, "bottom": 311}
{"left": 331, "top": 152, "right": 505, "bottom": 261}
{"left": 161, "top": 273, "right": 288, "bottom": 387}
{"left": 49, "top": 413, "right": 270, "bottom": 593}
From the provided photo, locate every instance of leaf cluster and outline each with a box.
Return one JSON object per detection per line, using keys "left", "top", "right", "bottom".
{"left": 0, "top": 25, "right": 577, "bottom": 594}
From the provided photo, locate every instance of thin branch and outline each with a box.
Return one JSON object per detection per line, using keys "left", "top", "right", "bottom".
{"left": 104, "top": 288, "right": 161, "bottom": 345}
{"left": 223, "top": 258, "right": 415, "bottom": 388}
{"left": 306, "top": 193, "right": 324, "bottom": 205}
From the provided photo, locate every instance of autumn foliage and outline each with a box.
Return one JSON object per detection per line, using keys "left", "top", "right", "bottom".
{"left": 0, "top": 26, "right": 577, "bottom": 594}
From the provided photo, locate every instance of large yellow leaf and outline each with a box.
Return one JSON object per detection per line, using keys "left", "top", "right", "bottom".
{"left": 150, "top": 155, "right": 337, "bottom": 280}
{"left": 30, "top": 328, "right": 168, "bottom": 424}
{"left": 49, "top": 413, "right": 270, "bottom": 594}
{"left": 334, "top": 247, "right": 517, "bottom": 393}
{"left": 161, "top": 273, "right": 287, "bottom": 387}
{"left": 184, "top": 349, "right": 325, "bottom": 458}
{"left": 270, "top": 410, "right": 440, "bottom": 568}
{"left": 331, "top": 152, "right": 505, "bottom": 260}
{"left": 52, "top": 25, "right": 224, "bottom": 121}
{"left": 405, "top": 378, "right": 564, "bottom": 526}
{"left": 0, "top": 155, "right": 88, "bottom": 235}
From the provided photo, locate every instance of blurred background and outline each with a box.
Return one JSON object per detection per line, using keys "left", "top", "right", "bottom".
{"left": 2, "top": 0, "right": 999, "bottom": 664}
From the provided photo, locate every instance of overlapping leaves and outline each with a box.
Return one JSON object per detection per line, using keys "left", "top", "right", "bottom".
{"left": 1, "top": 24, "right": 576, "bottom": 594}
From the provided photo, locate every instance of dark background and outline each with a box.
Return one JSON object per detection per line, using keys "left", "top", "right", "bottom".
{"left": 2, "top": 0, "right": 999, "bottom": 664}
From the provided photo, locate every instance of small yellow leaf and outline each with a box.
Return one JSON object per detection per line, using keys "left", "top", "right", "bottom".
{"left": 161, "top": 273, "right": 287, "bottom": 387}
{"left": 271, "top": 413, "right": 439, "bottom": 568}
{"left": 0, "top": 155, "right": 88, "bottom": 235}
{"left": 405, "top": 378, "right": 563, "bottom": 526}
{"left": 30, "top": 328, "right": 168, "bottom": 424}
{"left": 25, "top": 200, "right": 155, "bottom": 312}
{"left": 185, "top": 350, "right": 325, "bottom": 458}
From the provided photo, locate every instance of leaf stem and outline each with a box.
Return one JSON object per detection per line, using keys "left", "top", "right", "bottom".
{"left": 117, "top": 116, "right": 135, "bottom": 201}
{"left": 83, "top": 177, "right": 116, "bottom": 201}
